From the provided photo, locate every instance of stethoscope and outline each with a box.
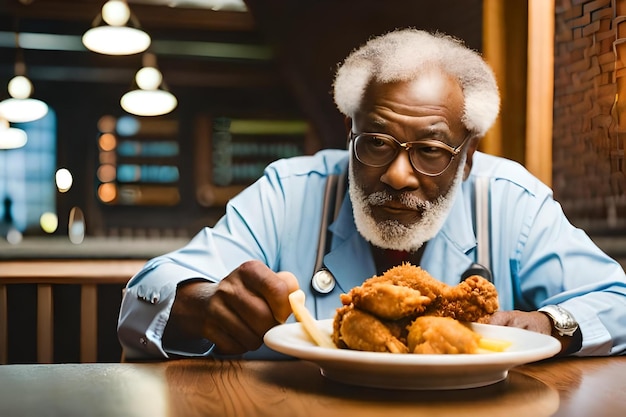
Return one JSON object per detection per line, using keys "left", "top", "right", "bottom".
{"left": 311, "top": 268, "right": 336, "bottom": 294}
{"left": 311, "top": 262, "right": 492, "bottom": 295}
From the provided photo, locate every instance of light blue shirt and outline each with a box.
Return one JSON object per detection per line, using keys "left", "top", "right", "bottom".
{"left": 118, "top": 150, "right": 626, "bottom": 359}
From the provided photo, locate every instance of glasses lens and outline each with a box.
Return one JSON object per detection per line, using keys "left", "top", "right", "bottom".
{"left": 353, "top": 133, "right": 457, "bottom": 175}
{"left": 354, "top": 134, "right": 398, "bottom": 167}
{"left": 408, "top": 143, "right": 454, "bottom": 175}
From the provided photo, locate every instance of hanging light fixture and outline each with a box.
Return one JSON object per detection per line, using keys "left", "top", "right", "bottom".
{"left": 0, "top": 117, "right": 27, "bottom": 150}
{"left": 0, "top": 34, "right": 49, "bottom": 124}
{"left": 120, "top": 53, "right": 177, "bottom": 117}
{"left": 82, "top": 0, "right": 151, "bottom": 55}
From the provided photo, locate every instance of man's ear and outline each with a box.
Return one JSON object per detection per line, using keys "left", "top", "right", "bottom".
{"left": 463, "top": 136, "right": 480, "bottom": 180}
{"left": 344, "top": 117, "right": 353, "bottom": 149}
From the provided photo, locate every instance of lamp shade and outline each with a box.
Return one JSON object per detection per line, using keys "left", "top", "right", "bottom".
{"left": 0, "top": 97, "right": 48, "bottom": 123}
{"left": 82, "top": 25, "right": 150, "bottom": 55}
{"left": 120, "top": 89, "right": 177, "bottom": 117}
{"left": 0, "top": 125, "right": 27, "bottom": 149}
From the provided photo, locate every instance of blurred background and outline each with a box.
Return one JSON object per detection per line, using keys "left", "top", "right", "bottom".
{"left": 0, "top": 0, "right": 486, "bottom": 248}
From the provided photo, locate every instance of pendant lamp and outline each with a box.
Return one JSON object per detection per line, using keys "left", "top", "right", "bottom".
{"left": 82, "top": 0, "right": 151, "bottom": 55}
{"left": 0, "top": 39, "right": 49, "bottom": 124}
{"left": 120, "top": 53, "right": 177, "bottom": 117}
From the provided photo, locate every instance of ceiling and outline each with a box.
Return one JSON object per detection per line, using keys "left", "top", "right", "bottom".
{"left": 0, "top": 0, "right": 276, "bottom": 89}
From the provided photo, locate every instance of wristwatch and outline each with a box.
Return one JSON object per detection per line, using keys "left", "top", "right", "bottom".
{"left": 538, "top": 304, "right": 579, "bottom": 337}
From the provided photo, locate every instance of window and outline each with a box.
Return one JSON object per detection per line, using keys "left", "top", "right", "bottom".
{"left": 0, "top": 110, "right": 56, "bottom": 234}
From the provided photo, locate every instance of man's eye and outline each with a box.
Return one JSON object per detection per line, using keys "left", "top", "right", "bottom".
{"left": 370, "top": 137, "right": 388, "bottom": 148}
{"left": 415, "top": 146, "right": 446, "bottom": 158}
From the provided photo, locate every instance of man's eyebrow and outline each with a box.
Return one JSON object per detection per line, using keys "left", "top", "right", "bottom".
{"left": 363, "top": 119, "right": 453, "bottom": 141}
{"left": 368, "top": 119, "right": 387, "bottom": 130}
{"left": 417, "top": 125, "right": 454, "bottom": 141}
{"left": 420, "top": 129, "right": 449, "bottom": 139}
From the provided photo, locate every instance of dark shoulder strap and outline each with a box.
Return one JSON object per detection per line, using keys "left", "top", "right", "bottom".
{"left": 313, "top": 172, "right": 346, "bottom": 273}
{"left": 475, "top": 176, "right": 492, "bottom": 277}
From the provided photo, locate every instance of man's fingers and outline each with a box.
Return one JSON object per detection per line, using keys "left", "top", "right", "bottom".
{"left": 272, "top": 271, "right": 300, "bottom": 322}
{"left": 276, "top": 271, "right": 300, "bottom": 293}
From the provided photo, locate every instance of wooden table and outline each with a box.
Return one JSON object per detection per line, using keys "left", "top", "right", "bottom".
{"left": 0, "top": 356, "right": 624, "bottom": 417}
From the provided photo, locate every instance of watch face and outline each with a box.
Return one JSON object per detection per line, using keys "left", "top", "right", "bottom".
{"left": 540, "top": 305, "right": 579, "bottom": 337}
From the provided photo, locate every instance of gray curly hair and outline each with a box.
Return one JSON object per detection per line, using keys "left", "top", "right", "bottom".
{"left": 333, "top": 28, "right": 500, "bottom": 137}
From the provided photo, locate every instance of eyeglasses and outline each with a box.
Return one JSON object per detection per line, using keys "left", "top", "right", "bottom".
{"left": 350, "top": 132, "right": 471, "bottom": 176}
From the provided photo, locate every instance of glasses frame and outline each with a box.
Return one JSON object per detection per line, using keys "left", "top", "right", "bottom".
{"left": 350, "top": 131, "right": 472, "bottom": 176}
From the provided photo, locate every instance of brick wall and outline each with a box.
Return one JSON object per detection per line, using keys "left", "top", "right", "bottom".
{"left": 553, "top": 0, "right": 626, "bottom": 232}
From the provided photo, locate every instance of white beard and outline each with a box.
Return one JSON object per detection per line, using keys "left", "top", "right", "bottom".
{"left": 349, "top": 154, "right": 466, "bottom": 252}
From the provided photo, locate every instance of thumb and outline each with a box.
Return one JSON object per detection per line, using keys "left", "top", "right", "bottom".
{"left": 276, "top": 271, "right": 300, "bottom": 294}
{"left": 273, "top": 271, "right": 300, "bottom": 323}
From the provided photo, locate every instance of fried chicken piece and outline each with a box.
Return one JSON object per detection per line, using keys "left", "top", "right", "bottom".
{"left": 407, "top": 316, "right": 480, "bottom": 354}
{"left": 333, "top": 305, "right": 408, "bottom": 353}
{"left": 340, "top": 282, "right": 432, "bottom": 320}
{"left": 425, "top": 274, "right": 500, "bottom": 323}
{"left": 342, "top": 264, "right": 498, "bottom": 323}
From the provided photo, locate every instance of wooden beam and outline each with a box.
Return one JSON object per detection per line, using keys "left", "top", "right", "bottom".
{"left": 482, "top": 0, "right": 528, "bottom": 164}
{"left": 482, "top": 0, "right": 505, "bottom": 157}
{"left": 526, "top": 0, "right": 555, "bottom": 186}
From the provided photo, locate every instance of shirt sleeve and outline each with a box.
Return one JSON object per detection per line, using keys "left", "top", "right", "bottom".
{"left": 513, "top": 188, "right": 626, "bottom": 356}
{"left": 118, "top": 261, "right": 215, "bottom": 359}
{"left": 117, "top": 166, "right": 289, "bottom": 359}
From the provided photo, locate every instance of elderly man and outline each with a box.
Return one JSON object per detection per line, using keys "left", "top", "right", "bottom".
{"left": 118, "top": 28, "right": 626, "bottom": 359}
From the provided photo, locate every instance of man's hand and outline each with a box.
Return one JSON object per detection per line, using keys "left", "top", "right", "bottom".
{"left": 165, "top": 260, "right": 299, "bottom": 356}
{"left": 488, "top": 310, "right": 552, "bottom": 334}
{"left": 488, "top": 310, "right": 581, "bottom": 355}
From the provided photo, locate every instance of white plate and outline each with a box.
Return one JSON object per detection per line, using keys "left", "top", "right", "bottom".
{"left": 264, "top": 319, "right": 561, "bottom": 390}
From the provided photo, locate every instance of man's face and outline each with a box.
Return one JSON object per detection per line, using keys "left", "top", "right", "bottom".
{"left": 348, "top": 71, "right": 474, "bottom": 251}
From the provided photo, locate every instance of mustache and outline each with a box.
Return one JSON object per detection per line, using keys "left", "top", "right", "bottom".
{"left": 365, "top": 191, "right": 432, "bottom": 211}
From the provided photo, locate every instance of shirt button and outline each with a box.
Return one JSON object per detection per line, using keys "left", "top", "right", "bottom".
{"left": 139, "top": 337, "right": 147, "bottom": 346}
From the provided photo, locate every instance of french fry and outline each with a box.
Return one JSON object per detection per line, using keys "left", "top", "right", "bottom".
{"left": 477, "top": 337, "right": 512, "bottom": 353}
{"left": 288, "top": 290, "right": 336, "bottom": 349}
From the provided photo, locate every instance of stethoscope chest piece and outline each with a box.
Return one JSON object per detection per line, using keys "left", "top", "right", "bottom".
{"left": 311, "top": 269, "right": 336, "bottom": 294}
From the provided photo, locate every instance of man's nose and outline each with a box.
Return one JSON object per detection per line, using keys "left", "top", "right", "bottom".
{"left": 380, "top": 151, "right": 420, "bottom": 190}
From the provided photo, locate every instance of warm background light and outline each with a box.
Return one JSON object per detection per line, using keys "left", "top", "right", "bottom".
{"left": 98, "top": 133, "right": 117, "bottom": 151}
{"left": 97, "top": 164, "right": 117, "bottom": 182}
{"left": 98, "top": 183, "right": 117, "bottom": 203}
{"left": 55, "top": 168, "right": 73, "bottom": 192}
{"left": 102, "top": 0, "right": 131, "bottom": 26}
{"left": 7, "top": 75, "right": 32, "bottom": 99}
{"left": 135, "top": 67, "right": 162, "bottom": 90}
{"left": 39, "top": 212, "right": 58, "bottom": 233}
{"left": 97, "top": 115, "right": 117, "bottom": 133}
